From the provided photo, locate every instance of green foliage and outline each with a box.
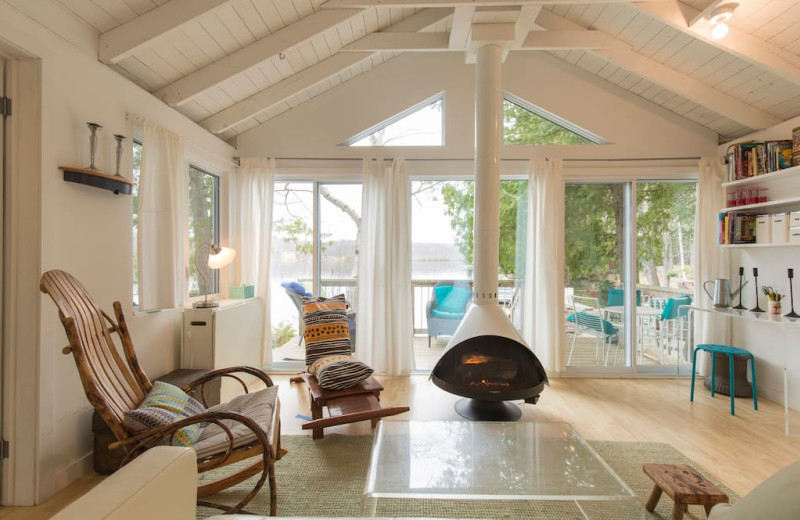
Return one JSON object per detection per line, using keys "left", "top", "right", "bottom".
{"left": 440, "top": 180, "right": 527, "bottom": 277}
{"left": 275, "top": 217, "right": 315, "bottom": 257}
{"left": 503, "top": 100, "right": 592, "bottom": 145}
{"left": 564, "top": 184, "right": 620, "bottom": 286}
{"left": 271, "top": 320, "right": 296, "bottom": 348}
{"left": 188, "top": 167, "right": 218, "bottom": 296}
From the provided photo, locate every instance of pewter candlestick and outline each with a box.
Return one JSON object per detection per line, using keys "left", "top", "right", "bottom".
{"left": 751, "top": 267, "right": 764, "bottom": 313}
{"left": 86, "top": 122, "right": 102, "bottom": 171}
{"left": 786, "top": 268, "right": 799, "bottom": 319}
{"left": 733, "top": 266, "right": 746, "bottom": 310}
{"left": 113, "top": 134, "right": 125, "bottom": 176}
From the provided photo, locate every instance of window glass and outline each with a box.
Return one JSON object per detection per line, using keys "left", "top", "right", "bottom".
{"left": 319, "top": 183, "right": 362, "bottom": 305}
{"left": 188, "top": 166, "right": 220, "bottom": 297}
{"left": 503, "top": 97, "right": 595, "bottom": 145}
{"left": 348, "top": 98, "right": 443, "bottom": 146}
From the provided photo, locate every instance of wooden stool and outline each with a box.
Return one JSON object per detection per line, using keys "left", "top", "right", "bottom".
{"left": 290, "top": 374, "right": 409, "bottom": 439}
{"left": 643, "top": 463, "right": 729, "bottom": 520}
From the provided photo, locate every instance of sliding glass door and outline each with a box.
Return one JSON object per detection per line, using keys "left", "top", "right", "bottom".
{"left": 563, "top": 179, "right": 697, "bottom": 373}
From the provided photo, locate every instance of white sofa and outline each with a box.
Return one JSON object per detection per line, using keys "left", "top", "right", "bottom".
{"left": 50, "top": 446, "right": 463, "bottom": 520}
{"left": 52, "top": 446, "right": 197, "bottom": 520}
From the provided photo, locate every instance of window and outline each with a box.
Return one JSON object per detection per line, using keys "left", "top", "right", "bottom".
{"left": 132, "top": 139, "right": 141, "bottom": 306}
{"left": 188, "top": 166, "right": 220, "bottom": 298}
{"left": 503, "top": 95, "right": 602, "bottom": 145}
{"left": 345, "top": 95, "right": 444, "bottom": 146}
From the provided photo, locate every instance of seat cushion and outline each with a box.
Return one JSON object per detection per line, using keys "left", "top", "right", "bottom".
{"left": 430, "top": 308, "right": 466, "bottom": 319}
{"left": 309, "top": 354, "right": 374, "bottom": 390}
{"left": 436, "top": 285, "right": 472, "bottom": 313}
{"left": 302, "top": 294, "right": 352, "bottom": 366}
{"left": 193, "top": 385, "right": 278, "bottom": 460}
{"left": 123, "top": 381, "right": 206, "bottom": 447}
{"left": 567, "top": 312, "right": 617, "bottom": 335}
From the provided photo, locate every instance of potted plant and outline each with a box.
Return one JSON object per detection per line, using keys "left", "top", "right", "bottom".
{"left": 762, "top": 286, "right": 784, "bottom": 315}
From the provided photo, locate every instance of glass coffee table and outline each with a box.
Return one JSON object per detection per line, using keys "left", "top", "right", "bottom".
{"left": 363, "top": 421, "right": 641, "bottom": 519}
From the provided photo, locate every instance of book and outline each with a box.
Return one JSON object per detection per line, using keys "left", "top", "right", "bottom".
{"left": 764, "top": 140, "right": 793, "bottom": 171}
{"left": 794, "top": 126, "right": 800, "bottom": 167}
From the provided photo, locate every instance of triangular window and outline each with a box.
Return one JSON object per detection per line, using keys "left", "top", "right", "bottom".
{"left": 503, "top": 94, "right": 603, "bottom": 145}
{"left": 345, "top": 94, "right": 443, "bottom": 146}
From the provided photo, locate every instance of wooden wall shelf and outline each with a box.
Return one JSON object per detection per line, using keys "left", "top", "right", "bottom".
{"left": 60, "top": 166, "right": 134, "bottom": 195}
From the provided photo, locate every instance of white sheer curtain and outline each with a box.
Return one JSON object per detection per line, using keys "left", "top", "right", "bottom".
{"left": 695, "top": 156, "right": 730, "bottom": 374}
{"left": 356, "top": 158, "right": 414, "bottom": 375}
{"left": 138, "top": 119, "right": 187, "bottom": 311}
{"left": 233, "top": 157, "right": 275, "bottom": 366}
{"left": 523, "top": 158, "right": 564, "bottom": 374}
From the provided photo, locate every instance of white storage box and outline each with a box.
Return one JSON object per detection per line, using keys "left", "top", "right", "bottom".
{"left": 772, "top": 213, "right": 789, "bottom": 243}
{"left": 791, "top": 211, "right": 800, "bottom": 227}
{"left": 791, "top": 227, "right": 800, "bottom": 245}
{"left": 756, "top": 215, "right": 772, "bottom": 244}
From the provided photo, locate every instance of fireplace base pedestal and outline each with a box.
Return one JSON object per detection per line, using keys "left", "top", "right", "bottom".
{"left": 454, "top": 398, "right": 521, "bottom": 421}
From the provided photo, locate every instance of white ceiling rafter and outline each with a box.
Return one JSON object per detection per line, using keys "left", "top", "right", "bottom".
{"left": 449, "top": 6, "right": 476, "bottom": 49}
{"left": 154, "top": 8, "right": 365, "bottom": 107}
{"left": 632, "top": 1, "right": 800, "bottom": 87}
{"left": 99, "top": 0, "right": 233, "bottom": 64}
{"left": 534, "top": 9, "right": 781, "bottom": 130}
{"left": 321, "top": 0, "right": 672, "bottom": 7}
{"left": 201, "top": 8, "right": 454, "bottom": 133}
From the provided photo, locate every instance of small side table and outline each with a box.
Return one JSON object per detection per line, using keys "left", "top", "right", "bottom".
{"left": 643, "top": 463, "right": 729, "bottom": 520}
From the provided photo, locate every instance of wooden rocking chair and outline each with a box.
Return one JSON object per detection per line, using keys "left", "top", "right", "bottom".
{"left": 40, "top": 270, "right": 282, "bottom": 515}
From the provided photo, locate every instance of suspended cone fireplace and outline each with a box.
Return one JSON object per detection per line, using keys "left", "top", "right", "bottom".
{"left": 431, "top": 44, "right": 548, "bottom": 421}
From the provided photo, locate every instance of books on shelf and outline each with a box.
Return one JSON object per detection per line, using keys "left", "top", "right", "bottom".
{"left": 718, "top": 212, "right": 757, "bottom": 245}
{"left": 729, "top": 134, "right": 798, "bottom": 180}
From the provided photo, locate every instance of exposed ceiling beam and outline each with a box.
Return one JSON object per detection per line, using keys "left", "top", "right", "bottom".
{"left": 201, "top": 53, "right": 374, "bottom": 134}
{"left": 633, "top": 1, "right": 800, "bottom": 87}
{"left": 323, "top": 0, "right": 669, "bottom": 7}
{"left": 99, "top": 0, "right": 231, "bottom": 64}
{"left": 154, "top": 9, "right": 364, "bottom": 106}
{"left": 449, "top": 6, "right": 475, "bottom": 49}
{"left": 535, "top": 10, "right": 781, "bottom": 130}
{"left": 343, "top": 32, "right": 451, "bottom": 51}
{"left": 342, "top": 29, "right": 630, "bottom": 52}
{"left": 201, "top": 8, "right": 453, "bottom": 133}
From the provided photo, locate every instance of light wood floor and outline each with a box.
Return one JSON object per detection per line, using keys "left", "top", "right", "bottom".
{"left": 3, "top": 376, "right": 800, "bottom": 519}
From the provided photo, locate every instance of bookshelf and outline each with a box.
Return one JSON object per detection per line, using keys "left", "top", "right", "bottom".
{"left": 719, "top": 164, "right": 800, "bottom": 247}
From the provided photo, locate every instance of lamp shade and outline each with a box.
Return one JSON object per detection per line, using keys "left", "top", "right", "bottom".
{"left": 208, "top": 246, "right": 236, "bottom": 269}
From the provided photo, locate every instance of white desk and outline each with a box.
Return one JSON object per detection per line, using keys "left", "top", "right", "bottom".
{"left": 686, "top": 304, "right": 800, "bottom": 436}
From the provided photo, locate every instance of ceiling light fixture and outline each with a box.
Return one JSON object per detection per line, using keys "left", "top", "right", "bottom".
{"left": 708, "top": 3, "right": 737, "bottom": 40}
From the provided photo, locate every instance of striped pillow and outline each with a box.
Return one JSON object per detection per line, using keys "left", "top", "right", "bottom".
{"left": 123, "top": 381, "right": 206, "bottom": 447}
{"left": 302, "top": 294, "right": 352, "bottom": 366}
{"left": 309, "top": 354, "right": 373, "bottom": 390}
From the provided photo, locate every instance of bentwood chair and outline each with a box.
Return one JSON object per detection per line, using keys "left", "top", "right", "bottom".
{"left": 40, "top": 270, "right": 282, "bottom": 515}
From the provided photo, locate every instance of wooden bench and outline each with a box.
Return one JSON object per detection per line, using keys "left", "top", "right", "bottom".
{"left": 290, "top": 373, "right": 409, "bottom": 439}
{"left": 643, "top": 463, "right": 729, "bottom": 520}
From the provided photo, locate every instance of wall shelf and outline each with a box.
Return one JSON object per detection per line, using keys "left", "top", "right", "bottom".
{"left": 721, "top": 164, "right": 800, "bottom": 189}
{"left": 60, "top": 166, "right": 134, "bottom": 195}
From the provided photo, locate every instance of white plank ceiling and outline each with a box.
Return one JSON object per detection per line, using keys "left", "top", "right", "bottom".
{"left": 52, "top": 0, "right": 800, "bottom": 143}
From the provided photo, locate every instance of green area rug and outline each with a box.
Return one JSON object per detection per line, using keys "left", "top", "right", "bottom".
{"left": 198, "top": 435, "right": 736, "bottom": 519}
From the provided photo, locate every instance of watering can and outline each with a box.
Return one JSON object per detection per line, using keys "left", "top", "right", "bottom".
{"left": 703, "top": 278, "right": 747, "bottom": 308}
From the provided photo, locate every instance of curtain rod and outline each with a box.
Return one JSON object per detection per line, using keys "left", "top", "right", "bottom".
{"left": 262, "top": 156, "right": 702, "bottom": 163}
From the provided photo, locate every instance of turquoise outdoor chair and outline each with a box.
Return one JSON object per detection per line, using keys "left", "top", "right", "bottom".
{"left": 426, "top": 280, "right": 472, "bottom": 347}
{"left": 658, "top": 295, "right": 692, "bottom": 360}
{"left": 567, "top": 295, "right": 620, "bottom": 366}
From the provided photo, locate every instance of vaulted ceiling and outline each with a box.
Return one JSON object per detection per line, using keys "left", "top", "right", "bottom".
{"left": 51, "top": 0, "right": 800, "bottom": 144}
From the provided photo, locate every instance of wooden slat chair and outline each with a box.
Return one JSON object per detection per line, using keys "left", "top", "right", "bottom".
{"left": 40, "top": 269, "right": 282, "bottom": 515}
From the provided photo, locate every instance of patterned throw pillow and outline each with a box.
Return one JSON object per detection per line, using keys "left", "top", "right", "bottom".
{"left": 302, "top": 294, "right": 352, "bottom": 366}
{"left": 309, "top": 354, "right": 374, "bottom": 390}
{"left": 123, "top": 381, "right": 206, "bottom": 447}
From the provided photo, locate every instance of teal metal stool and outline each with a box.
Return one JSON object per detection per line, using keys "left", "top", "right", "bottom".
{"left": 691, "top": 344, "right": 758, "bottom": 416}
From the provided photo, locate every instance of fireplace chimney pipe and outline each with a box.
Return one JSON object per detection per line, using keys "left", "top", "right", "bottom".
{"left": 473, "top": 44, "right": 503, "bottom": 305}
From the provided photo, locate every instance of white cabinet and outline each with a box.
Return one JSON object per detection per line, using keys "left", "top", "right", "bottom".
{"left": 182, "top": 298, "right": 264, "bottom": 401}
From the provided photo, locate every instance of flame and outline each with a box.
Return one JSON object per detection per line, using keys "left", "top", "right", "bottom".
{"left": 463, "top": 354, "right": 491, "bottom": 364}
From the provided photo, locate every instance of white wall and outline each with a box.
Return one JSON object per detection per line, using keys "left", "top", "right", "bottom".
{"left": 718, "top": 115, "right": 800, "bottom": 413}
{"left": 0, "top": 1, "right": 236, "bottom": 504}
{"left": 236, "top": 51, "right": 718, "bottom": 160}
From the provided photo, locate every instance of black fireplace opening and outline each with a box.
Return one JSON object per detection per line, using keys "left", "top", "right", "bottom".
{"left": 431, "top": 335, "right": 548, "bottom": 404}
